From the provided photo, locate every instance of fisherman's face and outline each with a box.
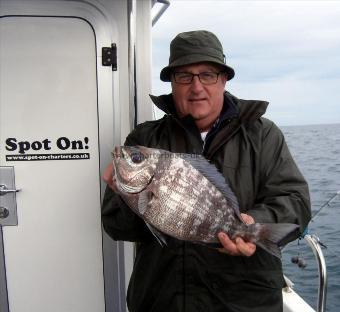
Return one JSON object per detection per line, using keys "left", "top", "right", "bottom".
{"left": 171, "top": 62, "right": 227, "bottom": 132}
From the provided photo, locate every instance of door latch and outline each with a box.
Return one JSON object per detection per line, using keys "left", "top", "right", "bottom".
{"left": 0, "top": 167, "right": 19, "bottom": 226}
{"left": 102, "top": 43, "right": 117, "bottom": 71}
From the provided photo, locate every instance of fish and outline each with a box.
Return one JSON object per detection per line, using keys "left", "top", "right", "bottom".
{"left": 112, "top": 145, "right": 299, "bottom": 258}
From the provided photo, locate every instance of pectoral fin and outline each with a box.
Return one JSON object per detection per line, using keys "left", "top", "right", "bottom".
{"left": 138, "top": 190, "right": 152, "bottom": 215}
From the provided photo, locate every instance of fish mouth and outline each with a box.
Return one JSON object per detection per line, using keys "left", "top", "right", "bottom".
{"left": 113, "top": 146, "right": 123, "bottom": 158}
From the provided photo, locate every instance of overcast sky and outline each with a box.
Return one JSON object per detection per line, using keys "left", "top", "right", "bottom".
{"left": 151, "top": 0, "right": 340, "bottom": 126}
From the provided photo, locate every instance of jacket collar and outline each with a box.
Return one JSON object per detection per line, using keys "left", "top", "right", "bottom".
{"left": 149, "top": 91, "right": 269, "bottom": 123}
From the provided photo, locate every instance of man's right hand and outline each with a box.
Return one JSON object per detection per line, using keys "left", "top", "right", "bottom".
{"left": 102, "top": 162, "right": 118, "bottom": 192}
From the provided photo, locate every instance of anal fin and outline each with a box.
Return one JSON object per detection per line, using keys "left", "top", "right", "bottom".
{"left": 145, "top": 222, "right": 167, "bottom": 247}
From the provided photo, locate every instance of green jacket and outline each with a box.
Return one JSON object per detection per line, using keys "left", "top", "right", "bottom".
{"left": 102, "top": 92, "right": 311, "bottom": 312}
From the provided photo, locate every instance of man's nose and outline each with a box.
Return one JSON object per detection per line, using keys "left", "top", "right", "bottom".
{"left": 190, "top": 75, "right": 204, "bottom": 92}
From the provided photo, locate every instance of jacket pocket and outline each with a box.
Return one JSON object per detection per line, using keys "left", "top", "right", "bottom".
{"left": 204, "top": 269, "right": 284, "bottom": 311}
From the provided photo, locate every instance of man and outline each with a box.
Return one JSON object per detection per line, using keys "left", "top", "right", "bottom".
{"left": 102, "top": 30, "right": 311, "bottom": 312}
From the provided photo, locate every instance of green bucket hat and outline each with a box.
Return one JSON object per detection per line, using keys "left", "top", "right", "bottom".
{"left": 160, "top": 30, "right": 235, "bottom": 82}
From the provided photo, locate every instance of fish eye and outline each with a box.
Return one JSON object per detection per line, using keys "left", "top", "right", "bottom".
{"left": 130, "top": 152, "right": 145, "bottom": 164}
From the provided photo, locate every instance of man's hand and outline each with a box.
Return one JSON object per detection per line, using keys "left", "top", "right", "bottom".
{"left": 217, "top": 213, "right": 256, "bottom": 257}
{"left": 102, "top": 162, "right": 118, "bottom": 192}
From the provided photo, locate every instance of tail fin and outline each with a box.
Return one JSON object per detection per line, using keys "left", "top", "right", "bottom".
{"left": 256, "top": 223, "right": 299, "bottom": 258}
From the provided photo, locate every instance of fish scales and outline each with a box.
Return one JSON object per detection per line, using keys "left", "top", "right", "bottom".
{"left": 119, "top": 148, "right": 237, "bottom": 242}
{"left": 112, "top": 146, "right": 300, "bottom": 258}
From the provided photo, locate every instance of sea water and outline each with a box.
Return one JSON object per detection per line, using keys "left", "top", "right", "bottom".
{"left": 281, "top": 123, "right": 340, "bottom": 312}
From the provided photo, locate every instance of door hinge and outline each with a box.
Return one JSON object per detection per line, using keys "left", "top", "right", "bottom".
{"left": 102, "top": 43, "right": 117, "bottom": 71}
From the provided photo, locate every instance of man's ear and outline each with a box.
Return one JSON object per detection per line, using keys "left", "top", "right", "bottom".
{"left": 222, "top": 73, "right": 228, "bottom": 85}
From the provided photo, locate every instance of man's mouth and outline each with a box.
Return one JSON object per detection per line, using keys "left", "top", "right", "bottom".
{"left": 189, "top": 98, "right": 206, "bottom": 102}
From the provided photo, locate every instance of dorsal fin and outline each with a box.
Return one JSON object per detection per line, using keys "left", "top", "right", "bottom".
{"left": 178, "top": 153, "right": 240, "bottom": 215}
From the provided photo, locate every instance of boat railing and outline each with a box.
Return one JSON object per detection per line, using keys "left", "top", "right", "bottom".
{"left": 283, "top": 234, "right": 327, "bottom": 312}
{"left": 304, "top": 234, "right": 327, "bottom": 312}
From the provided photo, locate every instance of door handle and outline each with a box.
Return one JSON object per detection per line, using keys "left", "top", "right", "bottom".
{"left": 0, "top": 184, "right": 21, "bottom": 196}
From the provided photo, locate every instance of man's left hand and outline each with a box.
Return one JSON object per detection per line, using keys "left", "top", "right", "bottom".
{"left": 217, "top": 213, "right": 256, "bottom": 257}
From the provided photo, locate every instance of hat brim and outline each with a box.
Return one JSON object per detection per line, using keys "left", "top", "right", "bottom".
{"left": 160, "top": 54, "right": 235, "bottom": 82}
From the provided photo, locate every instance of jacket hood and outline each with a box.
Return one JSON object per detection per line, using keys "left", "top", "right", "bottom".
{"left": 149, "top": 91, "right": 269, "bottom": 123}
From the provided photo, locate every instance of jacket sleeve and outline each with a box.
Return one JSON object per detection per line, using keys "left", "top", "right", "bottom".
{"left": 246, "top": 120, "right": 312, "bottom": 244}
{"left": 101, "top": 129, "right": 152, "bottom": 242}
{"left": 102, "top": 186, "right": 151, "bottom": 242}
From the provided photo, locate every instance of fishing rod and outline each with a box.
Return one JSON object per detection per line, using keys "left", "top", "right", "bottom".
{"left": 309, "top": 190, "right": 340, "bottom": 260}
{"left": 290, "top": 190, "right": 340, "bottom": 268}
{"left": 311, "top": 190, "right": 340, "bottom": 221}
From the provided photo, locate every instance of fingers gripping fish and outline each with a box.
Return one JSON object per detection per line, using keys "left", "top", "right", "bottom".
{"left": 112, "top": 146, "right": 299, "bottom": 258}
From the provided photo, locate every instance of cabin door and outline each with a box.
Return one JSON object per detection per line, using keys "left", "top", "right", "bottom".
{"left": 0, "top": 16, "right": 106, "bottom": 312}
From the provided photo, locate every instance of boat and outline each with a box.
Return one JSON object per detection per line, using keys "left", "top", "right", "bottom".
{"left": 0, "top": 0, "right": 327, "bottom": 311}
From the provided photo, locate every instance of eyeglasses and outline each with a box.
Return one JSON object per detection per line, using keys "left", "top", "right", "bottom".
{"left": 172, "top": 71, "right": 224, "bottom": 85}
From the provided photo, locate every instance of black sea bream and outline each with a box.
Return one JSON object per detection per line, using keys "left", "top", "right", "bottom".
{"left": 112, "top": 146, "right": 299, "bottom": 258}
